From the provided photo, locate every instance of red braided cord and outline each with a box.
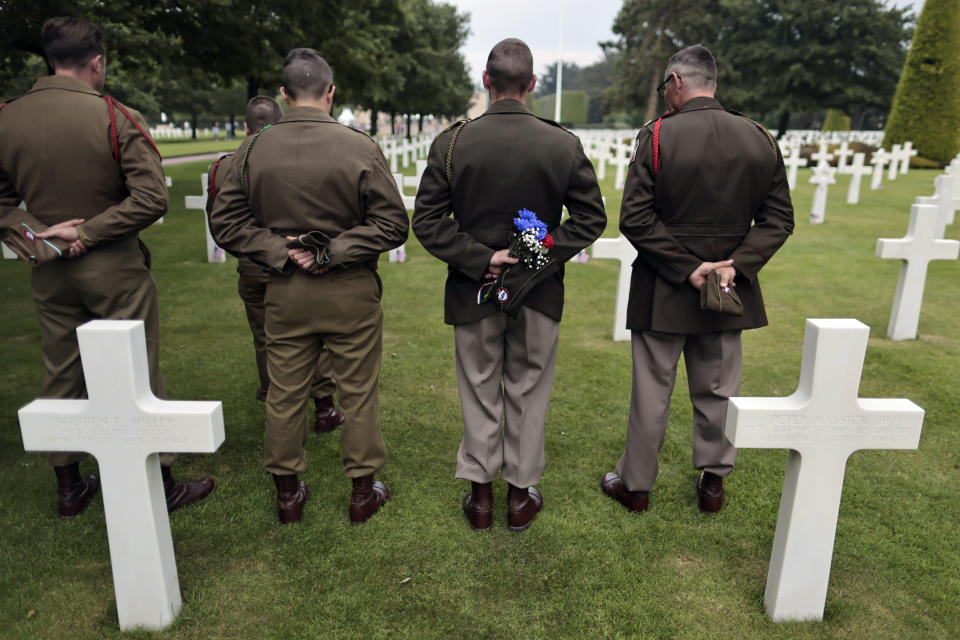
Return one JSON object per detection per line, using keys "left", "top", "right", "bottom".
{"left": 652, "top": 117, "right": 662, "bottom": 177}
{"left": 101, "top": 96, "right": 161, "bottom": 161}
{"left": 209, "top": 157, "right": 224, "bottom": 201}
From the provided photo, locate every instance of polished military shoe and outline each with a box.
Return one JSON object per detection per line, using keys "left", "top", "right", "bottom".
{"left": 313, "top": 395, "right": 345, "bottom": 434}
{"left": 273, "top": 473, "right": 310, "bottom": 524}
{"left": 162, "top": 466, "right": 216, "bottom": 513}
{"left": 695, "top": 471, "right": 724, "bottom": 513}
{"left": 350, "top": 474, "right": 389, "bottom": 524}
{"left": 462, "top": 481, "right": 493, "bottom": 530}
{"left": 601, "top": 472, "right": 649, "bottom": 513}
{"left": 54, "top": 463, "right": 100, "bottom": 518}
{"left": 507, "top": 484, "right": 543, "bottom": 532}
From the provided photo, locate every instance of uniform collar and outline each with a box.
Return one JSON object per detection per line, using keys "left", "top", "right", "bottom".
{"left": 279, "top": 105, "right": 336, "bottom": 123}
{"left": 676, "top": 96, "right": 723, "bottom": 113}
{"left": 29, "top": 74, "right": 102, "bottom": 96}
{"left": 484, "top": 98, "right": 532, "bottom": 116}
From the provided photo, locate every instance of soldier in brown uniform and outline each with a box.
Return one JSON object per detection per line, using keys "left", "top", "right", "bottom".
{"left": 601, "top": 44, "right": 794, "bottom": 514}
{"left": 206, "top": 96, "right": 344, "bottom": 433}
{"left": 0, "top": 17, "right": 214, "bottom": 518}
{"left": 413, "top": 38, "right": 606, "bottom": 531}
{"left": 209, "top": 48, "right": 408, "bottom": 525}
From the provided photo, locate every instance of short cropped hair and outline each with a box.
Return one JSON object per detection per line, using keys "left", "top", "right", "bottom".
{"left": 246, "top": 96, "right": 282, "bottom": 133}
{"left": 281, "top": 48, "right": 333, "bottom": 101}
{"left": 41, "top": 16, "right": 106, "bottom": 71}
{"left": 664, "top": 44, "right": 717, "bottom": 90}
{"left": 485, "top": 38, "right": 534, "bottom": 96}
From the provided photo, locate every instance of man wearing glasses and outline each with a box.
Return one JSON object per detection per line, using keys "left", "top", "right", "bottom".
{"left": 601, "top": 44, "right": 794, "bottom": 514}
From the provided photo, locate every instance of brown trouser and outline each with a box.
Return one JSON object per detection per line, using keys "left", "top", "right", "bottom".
{"left": 262, "top": 267, "right": 385, "bottom": 477}
{"left": 237, "top": 273, "right": 336, "bottom": 402}
{"left": 453, "top": 307, "right": 559, "bottom": 489}
{"left": 29, "top": 236, "right": 174, "bottom": 466}
{"left": 617, "top": 329, "right": 741, "bottom": 493}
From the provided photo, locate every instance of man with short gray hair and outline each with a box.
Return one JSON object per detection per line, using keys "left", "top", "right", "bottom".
{"left": 601, "top": 44, "right": 794, "bottom": 514}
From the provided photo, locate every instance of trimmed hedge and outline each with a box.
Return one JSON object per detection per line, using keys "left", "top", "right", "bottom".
{"left": 822, "top": 109, "right": 851, "bottom": 131}
{"left": 884, "top": 0, "right": 960, "bottom": 165}
{"left": 530, "top": 90, "right": 588, "bottom": 125}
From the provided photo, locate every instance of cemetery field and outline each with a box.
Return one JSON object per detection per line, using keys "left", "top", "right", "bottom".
{"left": 1, "top": 162, "right": 958, "bottom": 639}
{"left": 156, "top": 139, "right": 245, "bottom": 159}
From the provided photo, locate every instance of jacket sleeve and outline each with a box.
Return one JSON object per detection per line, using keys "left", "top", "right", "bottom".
{"left": 551, "top": 139, "right": 606, "bottom": 261}
{"left": 208, "top": 139, "right": 291, "bottom": 273}
{"left": 411, "top": 131, "right": 495, "bottom": 281}
{"left": 325, "top": 142, "right": 409, "bottom": 267}
{"left": 727, "top": 142, "right": 795, "bottom": 282}
{"left": 75, "top": 107, "right": 168, "bottom": 247}
{"left": 618, "top": 128, "right": 702, "bottom": 287}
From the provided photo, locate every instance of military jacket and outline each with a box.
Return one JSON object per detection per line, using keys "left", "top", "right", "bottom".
{"left": 208, "top": 106, "right": 408, "bottom": 273}
{"left": 0, "top": 75, "right": 167, "bottom": 246}
{"left": 621, "top": 96, "right": 794, "bottom": 334}
{"left": 412, "top": 99, "right": 606, "bottom": 325}
{"left": 205, "top": 152, "right": 266, "bottom": 278}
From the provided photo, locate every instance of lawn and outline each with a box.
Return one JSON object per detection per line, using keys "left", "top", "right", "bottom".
{"left": 0, "top": 158, "right": 957, "bottom": 639}
{"left": 156, "top": 139, "right": 245, "bottom": 159}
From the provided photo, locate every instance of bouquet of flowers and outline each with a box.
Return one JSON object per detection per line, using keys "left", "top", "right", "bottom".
{"left": 480, "top": 208, "right": 557, "bottom": 307}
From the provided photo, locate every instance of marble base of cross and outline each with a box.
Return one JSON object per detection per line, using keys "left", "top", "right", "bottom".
{"left": 184, "top": 174, "right": 226, "bottom": 263}
{"left": 18, "top": 320, "right": 224, "bottom": 631}
{"left": 591, "top": 235, "right": 636, "bottom": 341}
{"left": 876, "top": 204, "right": 959, "bottom": 340}
{"left": 726, "top": 318, "right": 923, "bottom": 622}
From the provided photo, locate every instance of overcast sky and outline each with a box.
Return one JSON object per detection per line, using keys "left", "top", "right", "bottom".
{"left": 446, "top": 0, "right": 925, "bottom": 82}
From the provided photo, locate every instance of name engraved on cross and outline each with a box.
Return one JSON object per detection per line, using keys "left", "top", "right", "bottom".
{"left": 876, "top": 204, "right": 959, "bottom": 340}
{"left": 591, "top": 235, "right": 637, "bottom": 342}
{"left": 18, "top": 320, "right": 224, "bottom": 631}
{"left": 185, "top": 172, "right": 226, "bottom": 263}
{"left": 725, "top": 318, "right": 923, "bottom": 622}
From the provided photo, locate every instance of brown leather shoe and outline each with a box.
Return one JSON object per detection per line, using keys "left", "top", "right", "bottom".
{"left": 350, "top": 474, "right": 389, "bottom": 524}
{"left": 162, "top": 466, "right": 216, "bottom": 513}
{"left": 273, "top": 474, "right": 310, "bottom": 524}
{"left": 462, "top": 482, "right": 493, "bottom": 530}
{"left": 601, "top": 472, "right": 649, "bottom": 513}
{"left": 507, "top": 484, "right": 543, "bottom": 532}
{"left": 314, "top": 396, "right": 345, "bottom": 433}
{"left": 696, "top": 471, "right": 724, "bottom": 513}
{"left": 54, "top": 463, "right": 100, "bottom": 518}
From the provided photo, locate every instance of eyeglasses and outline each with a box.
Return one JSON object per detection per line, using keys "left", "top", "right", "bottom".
{"left": 657, "top": 73, "right": 679, "bottom": 98}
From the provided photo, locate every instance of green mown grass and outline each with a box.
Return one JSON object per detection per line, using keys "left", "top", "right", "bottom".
{"left": 0, "top": 161, "right": 957, "bottom": 639}
{"left": 157, "top": 139, "right": 245, "bottom": 158}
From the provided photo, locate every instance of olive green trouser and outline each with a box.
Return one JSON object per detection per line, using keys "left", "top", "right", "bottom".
{"left": 237, "top": 272, "right": 337, "bottom": 402}
{"left": 30, "top": 236, "right": 175, "bottom": 467}
{"left": 262, "top": 266, "right": 385, "bottom": 477}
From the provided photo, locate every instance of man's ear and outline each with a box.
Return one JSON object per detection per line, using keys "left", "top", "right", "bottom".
{"left": 527, "top": 73, "right": 537, "bottom": 94}
{"left": 279, "top": 86, "right": 291, "bottom": 106}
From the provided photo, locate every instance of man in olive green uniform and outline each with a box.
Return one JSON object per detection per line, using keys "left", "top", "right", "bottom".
{"left": 0, "top": 16, "right": 214, "bottom": 518}
{"left": 206, "top": 95, "right": 344, "bottom": 433}
{"left": 209, "top": 48, "right": 408, "bottom": 525}
{"left": 601, "top": 44, "right": 794, "bottom": 514}
{"left": 413, "top": 38, "right": 606, "bottom": 532}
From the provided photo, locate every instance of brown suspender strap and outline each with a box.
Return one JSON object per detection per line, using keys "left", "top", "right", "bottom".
{"left": 445, "top": 119, "right": 470, "bottom": 184}
{"left": 101, "top": 96, "right": 162, "bottom": 162}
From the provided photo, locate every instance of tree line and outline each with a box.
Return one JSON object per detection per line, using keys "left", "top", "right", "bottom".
{"left": 0, "top": 0, "right": 474, "bottom": 137}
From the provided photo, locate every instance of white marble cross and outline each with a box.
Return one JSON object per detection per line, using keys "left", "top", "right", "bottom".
{"left": 783, "top": 144, "right": 808, "bottom": 191}
{"left": 845, "top": 153, "right": 873, "bottom": 205}
{"left": 834, "top": 142, "right": 852, "bottom": 174}
{"left": 185, "top": 174, "right": 226, "bottom": 263}
{"left": 915, "top": 173, "right": 959, "bottom": 239}
{"left": 898, "top": 141, "right": 917, "bottom": 175}
{"left": 887, "top": 144, "right": 902, "bottom": 180}
{"left": 876, "top": 204, "right": 959, "bottom": 340}
{"left": 18, "top": 320, "right": 224, "bottom": 631}
{"left": 810, "top": 140, "right": 834, "bottom": 166}
{"left": 591, "top": 235, "right": 637, "bottom": 341}
{"left": 726, "top": 318, "right": 924, "bottom": 622}
{"left": 809, "top": 161, "right": 836, "bottom": 224}
{"left": 870, "top": 149, "right": 889, "bottom": 190}
{"left": 612, "top": 138, "right": 632, "bottom": 190}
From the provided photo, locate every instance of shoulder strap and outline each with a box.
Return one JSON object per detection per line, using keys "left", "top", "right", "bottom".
{"left": 209, "top": 156, "right": 226, "bottom": 201}
{"left": 239, "top": 124, "right": 272, "bottom": 198}
{"left": 444, "top": 118, "right": 471, "bottom": 184}
{"left": 101, "top": 96, "right": 161, "bottom": 162}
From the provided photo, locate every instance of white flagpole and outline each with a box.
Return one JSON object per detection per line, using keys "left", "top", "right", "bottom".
{"left": 554, "top": 0, "right": 565, "bottom": 122}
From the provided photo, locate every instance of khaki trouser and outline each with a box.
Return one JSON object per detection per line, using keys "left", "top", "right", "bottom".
{"left": 617, "top": 329, "right": 741, "bottom": 492}
{"left": 453, "top": 307, "right": 559, "bottom": 489}
{"left": 237, "top": 273, "right": 336, "bottom": 402}
{"left": 262, "top": 267, "right": 385, "bottom": 477}
{"left": 30, "top": 236, "right": 174, "bottom": 467}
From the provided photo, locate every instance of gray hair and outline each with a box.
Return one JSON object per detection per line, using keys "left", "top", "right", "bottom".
{"left": 664, "top": 44, "right": 717, "bottom": 91}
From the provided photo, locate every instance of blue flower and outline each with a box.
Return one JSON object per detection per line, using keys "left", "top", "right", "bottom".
{"left": 513, "top": 208, "right": 547, "bottom": 241}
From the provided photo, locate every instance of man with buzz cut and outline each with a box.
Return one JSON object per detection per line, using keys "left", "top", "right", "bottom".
{"left": 206, "top": 95, "right": 345, "bottom": 434}
{"left": 0, "top": 16, "right": 215, "bottom": 518}
{"left": 413, "top": 38, "right": 606, "bottom": 532}
{"left": 210, "top": 48, "right": 408, "bottom": 525}
{"left": 601, "top": 44, "right": 794, "bottom": 515}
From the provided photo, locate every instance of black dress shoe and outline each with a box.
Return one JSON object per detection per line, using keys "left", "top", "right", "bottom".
{"left": 507, "top": 484, "right": 543, "bottom": 532}
{"left": 601, "top": 472, "right": 649, "bottom": 513}
{"left": 162, "top": 466, "right": 216, "bottom": 513}
{"left": 54, "top": 463, "right": 100, "bottom": 518}
{"left": 273, "top": 474, "right": 310, "bottom": 524}
{"left": 695, "top": 471, "right": 724, "bottom": 513}
{"left": 313, "top": 395, "right": 345, "bottom": 433}
{"left": 350, "top": 474, "right": 389, "bottom": 524}
{"left": 462, "top": 482, "right": 493, "bottom": 530}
